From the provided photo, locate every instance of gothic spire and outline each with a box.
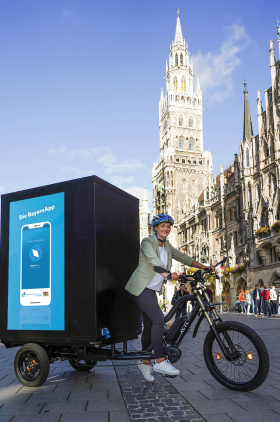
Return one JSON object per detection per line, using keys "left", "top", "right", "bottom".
{"left": 243, "top": 80, "right": 253, "bottom": 142}
{"left": 174, "top": 8, "right": 183, "bottom": 44}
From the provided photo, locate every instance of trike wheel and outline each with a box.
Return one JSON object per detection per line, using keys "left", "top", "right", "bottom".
{"left": 14, "top": 343, "right": 50, "bottom": 387}
{"left": 203, "top": 321, "right": 269, "bottom": 391}
{"left": 69, "top": 357, "right": 97, "bottom": 371}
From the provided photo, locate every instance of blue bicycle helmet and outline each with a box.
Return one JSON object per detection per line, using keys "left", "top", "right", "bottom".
{"left": 152, "top": 213, "right": 174, "bottom": 242}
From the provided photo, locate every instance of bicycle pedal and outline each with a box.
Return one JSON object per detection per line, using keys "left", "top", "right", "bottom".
{"left": 164, "top": 374, "right": 177, "bottom": 378}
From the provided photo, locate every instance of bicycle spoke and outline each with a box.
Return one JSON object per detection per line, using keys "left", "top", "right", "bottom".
{"left": 211, "top": 328, "right": 259, "bottom": 384}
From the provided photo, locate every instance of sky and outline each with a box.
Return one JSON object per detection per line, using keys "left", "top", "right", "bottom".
{"left": 0, "top": 0, "right": 279, "bottom": 211}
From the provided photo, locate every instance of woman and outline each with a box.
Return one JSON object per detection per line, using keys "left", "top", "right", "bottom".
{"left": 125, "top": 213, "right": 215, "bottom": 382}
{"left": 270, "top": 284, "right": 278, "bottom": 316}
{"left": 245, "top": 289, "right": 251, "bottom": 314}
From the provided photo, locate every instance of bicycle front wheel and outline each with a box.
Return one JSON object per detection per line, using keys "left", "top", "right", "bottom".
{"left": 203, "top": 321, "right": 269, "bottom": 391}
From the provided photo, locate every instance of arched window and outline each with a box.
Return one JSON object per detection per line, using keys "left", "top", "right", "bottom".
{"left": 189, "top": 79, "right": 191, "bottom": 89}
{"left": 187, "top": 97, "right": 191, "bottom": 104}
{"left": 175, "top": 53, "right": 178, "bottom": 66}
{"left": 189, "top": 138, "right": 194, "bottom": 151}
{"left": 173, "top": 77, "right": 178, "bottom": 91}
{"left": 182, "top": 179, "right": 186, "bottom": 190}
{"left": 166, "top": 172, "right": 169, "bottom": 188}
{"left": 179, "top": 136, "right": 184, "bottom": 149}
{"left": 181, "top": 96, "right": 185, "bottom": 102}
{"left": 198, "top": 99, "right": 200, "bottom": 105}
{"left": 189, "top": 117, "right": 193, "bottom": 127}
{"left": 178, "top": 115, "right": 183, "bottom": 126}
{"left": 181, "top": 76, "right": 186, "bottom": 92}
{"left": 246, "top": 149, "right": 249, "bottom": 167}
{"left": 180, "top": 53, "right": 183, "bottom": 65}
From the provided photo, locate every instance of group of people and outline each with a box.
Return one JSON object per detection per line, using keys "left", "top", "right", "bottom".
{"left": 238, "top": 284, "right": 280, "bottom": 317}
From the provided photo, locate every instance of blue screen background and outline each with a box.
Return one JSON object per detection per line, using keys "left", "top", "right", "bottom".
{"left": 22, "top": 225, "right": 50, "bottom": 290}
{"left": 8, "top": 193, "right": 64, "bottom": 330}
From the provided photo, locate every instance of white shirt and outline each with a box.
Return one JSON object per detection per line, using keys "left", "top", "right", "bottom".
{"left": 270, "top": 289, "right": 277, "bottom": 300}
{"left": 146, "top": 244, "right": 169, "bottom": 292}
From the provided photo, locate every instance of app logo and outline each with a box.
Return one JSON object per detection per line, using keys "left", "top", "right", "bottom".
{"left": 22, "top": 292, "right": 26, "bottom": 297}
{"left": 29, "top": 245, "right": 42, "bottom": 262}
{"left": 43, "top": 292, "right": 49, "bottom": 296}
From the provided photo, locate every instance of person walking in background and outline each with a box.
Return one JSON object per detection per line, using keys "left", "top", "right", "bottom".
{"left": 246, "top": 289, "right": 251, "bottom": 314}
{"left": 253, "top": 285, "right": 261, "bottom": 317}
{"left": 261, "top": 285, "right": 271, "bottom": 317}
{"left": 250, "top": 287, "right": 255, "bottom": 314}
{"left": 270, "top": 284, "right": 278, "bottom": 316}
{"left": 239, "top": 289, "right": 246, "bottom": 313}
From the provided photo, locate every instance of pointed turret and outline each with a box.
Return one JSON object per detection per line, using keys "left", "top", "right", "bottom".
{"left": 196, "top": 75, "right": 202, "bottom": 95}
{"left": 243, "top": 81, "right": 253, "bottom": 142}
{"left": 166, "top": 60, "right": 168, "bottom": 73}
{"left": 174, "top": 8, "right": 183, "bottom": 44}
{"left": 160, "top": 87, "right": 164, "bottom": 100}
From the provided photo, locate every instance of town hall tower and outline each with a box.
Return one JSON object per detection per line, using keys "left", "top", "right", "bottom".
{"left": 152, "top": 9, "right": 213, "bottom": 245}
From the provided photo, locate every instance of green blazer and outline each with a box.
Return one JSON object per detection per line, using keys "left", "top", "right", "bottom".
{"left": 125, "top": 234, "right": 194, "bottom": 296}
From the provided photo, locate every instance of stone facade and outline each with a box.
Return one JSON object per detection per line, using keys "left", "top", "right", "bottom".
{"left": 152, "top": 13, "right": 280, "bottom": 308}
{"left": 152, "top": 9, "right": 212, "bottom": 249}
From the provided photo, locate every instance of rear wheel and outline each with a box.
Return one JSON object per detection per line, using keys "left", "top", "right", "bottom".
{"left": 14, "top": 343, "right": 50, "bottom": 387}
{"left": 203, "top": 321, "right": 269, "bottom": 391}
{"left": 69, "top": 357, "right": 97, "bottom": 371}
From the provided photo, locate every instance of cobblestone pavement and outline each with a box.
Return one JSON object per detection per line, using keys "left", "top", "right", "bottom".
{"left": 0, "top": 312, "right": 279, "bottom": 421}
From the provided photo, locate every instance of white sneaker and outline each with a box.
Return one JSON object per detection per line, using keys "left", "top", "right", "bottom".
{"left": 137, "top": 361, "right": 155, "bottom": 382}
{"left": 153, "top": 359, "right": 180, "bottom": 376}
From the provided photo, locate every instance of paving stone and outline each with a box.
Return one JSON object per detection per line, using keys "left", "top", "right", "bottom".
{"left": 227, "top": 409, "right": 280, "bottom": 422}
{"left": 42, "top": 400, "right": 88, "bottom": 413}
{"left": 0, "top": 402, "right": 45, "bottom": 415}
{"left": 60, "top": 411, "right": 108, "bottom": 421}
{"left": 203, "top": 415, "right": 234, "bottom": 422}
{"left": 87, "top": 398, "right": 127, "bottom": 411}
{"left": 13, "top": 415, "right": 62, "bottom": 422}
{"left": 189, "top": 398, "right": 243, "bottom": 414}
{"left": 231, "top": 395, "right": 280, "bottom": 411}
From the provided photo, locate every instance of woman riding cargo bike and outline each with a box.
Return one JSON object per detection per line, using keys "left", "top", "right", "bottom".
{"left": 126, "top": 213, "right": 269, "bottom": 390}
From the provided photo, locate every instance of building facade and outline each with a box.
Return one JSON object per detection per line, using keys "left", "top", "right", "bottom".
{"left": 152, "top": 9, "right": 212, "bottom": 248}
{"left": 139, "top": 186, "right": 151, "bottom": 242}
{"left": 153, "top": 12, "right": 280, "bottom": 308}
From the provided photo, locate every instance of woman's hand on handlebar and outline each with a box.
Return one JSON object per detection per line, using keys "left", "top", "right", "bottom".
{"left": 207, "top": 265, "right": 215, "bottom": 273}
{"left": 171, "top": 272, "right": 179, "bottom": 280}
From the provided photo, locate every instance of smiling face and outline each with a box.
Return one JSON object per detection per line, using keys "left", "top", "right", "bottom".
{"left": 154, "top": 222, "right": 171, "bottom": 239}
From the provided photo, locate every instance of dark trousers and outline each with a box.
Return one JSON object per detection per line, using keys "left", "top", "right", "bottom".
{"left": 271, "top": 300, "right": 278, "bottom": 315}
{"left": 254, "top": 299, "right": 261, "bottom": 315}
{"left": 129, "top": 288, "right": 164, "bottom": 359}
{"left": 175, "top": 307, "right": 187, "bottom": 320}
{"left": 263, "top": 300, "right": 271, "bottom": 316}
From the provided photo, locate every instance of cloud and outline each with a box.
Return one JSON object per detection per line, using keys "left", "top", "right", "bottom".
{"left": 99, "top": 155, "right": 146, "bottom": 174}
{"left": 192, "top": 23, "right": 250, "bottom": 104}
{"left": 48, "top": 146, "right": 67, "bottom": 155}
{"left": 62, "top": 8, "right": 75, "bottom": 23}
{"left": 67, "top": 147, "right": 111, "bottom": 159}
{"left": 60, "top": 166, "right": 84, "bottom": 176}
{"left": 110, "top": 175, "right": 135, "bottom": 187}
{"left": 124, "top": 186, "right": 152, "bottom": 202}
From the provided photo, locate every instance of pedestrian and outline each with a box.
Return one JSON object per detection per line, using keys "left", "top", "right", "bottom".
{"left": 171, "top": 283, "right": 188, "bottom": 319}
{"left": 270, "top": 284, "right": 278, "bottom": 316}
{"left": 253, "top": 285, "right": 261, "bottom": 317}
{"left": 250, "top": 287, "right": 255, "bottom": 314}
{"left": 245, "top": 289, "right": 251, "bottom": 314}
{"left": 238, "top": 289, "right": 246, "bottom": 313}
{"left": 261, "top": 285, "right": 271, "bottom": 317}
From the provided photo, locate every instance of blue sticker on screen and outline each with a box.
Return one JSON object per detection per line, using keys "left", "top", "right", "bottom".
{"left": 7, "top": 193, "right": 64, "bottom": 330}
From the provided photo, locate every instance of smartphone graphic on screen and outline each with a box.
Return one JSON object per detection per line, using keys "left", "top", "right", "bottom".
{"left": 20, "top": 222, "right": 51, "bottom": 306}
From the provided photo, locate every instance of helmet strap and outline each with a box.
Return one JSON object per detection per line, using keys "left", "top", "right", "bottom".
{"left": 155, "top": 234, "right": 166, "bottom": 243}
